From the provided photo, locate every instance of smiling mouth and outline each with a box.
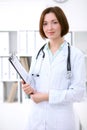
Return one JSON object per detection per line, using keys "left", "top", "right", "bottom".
{"left": 48, "top": 32, "right": 54, "bottom": 35}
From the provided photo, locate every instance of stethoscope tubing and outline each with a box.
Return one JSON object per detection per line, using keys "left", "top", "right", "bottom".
{"left": 32, "top": 42, "right": 72, "bottom": 79}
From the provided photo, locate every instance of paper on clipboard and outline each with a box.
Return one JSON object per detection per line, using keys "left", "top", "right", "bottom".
{"left": 8, "top": 54, "right": 32, "bottom": 85}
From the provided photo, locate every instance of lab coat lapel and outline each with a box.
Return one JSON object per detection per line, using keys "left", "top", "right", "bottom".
{"left": 42, "top": 43, "right": 68, "bottom": 73}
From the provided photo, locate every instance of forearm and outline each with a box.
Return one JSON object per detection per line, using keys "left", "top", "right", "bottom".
{"left": 49, "top": 85, "right": 86, "bottom": 104}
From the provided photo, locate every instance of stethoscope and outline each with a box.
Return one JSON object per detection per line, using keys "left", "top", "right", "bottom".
{"left": 32, "top": 42, "right": 72, "bottom": 79}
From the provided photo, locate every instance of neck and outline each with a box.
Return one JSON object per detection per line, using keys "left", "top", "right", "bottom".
{"left": 49, "top": 37, "right": 64, "bottom": 54}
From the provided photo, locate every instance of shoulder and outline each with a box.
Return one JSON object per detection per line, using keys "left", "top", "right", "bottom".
{"left": 71, "top": 45, "right": 84, "bottom": 57}
{"left": 70, "top": 45, "right": 85, "bottom": 62}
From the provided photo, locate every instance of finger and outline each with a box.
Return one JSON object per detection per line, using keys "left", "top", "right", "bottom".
{"left": 21, "top": 80, "right": 26, "bottom": 84}
{"left": 23, "top": 85, "right": 34, "bottom": 94}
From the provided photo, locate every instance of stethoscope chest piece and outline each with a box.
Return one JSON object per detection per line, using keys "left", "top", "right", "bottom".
{"left": 66, "top": 70, "right": 72, "bottom": 79}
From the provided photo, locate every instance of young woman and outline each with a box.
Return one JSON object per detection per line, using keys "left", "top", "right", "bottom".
{"left": 22, "top": 6, "right": 86, "bottom": 130}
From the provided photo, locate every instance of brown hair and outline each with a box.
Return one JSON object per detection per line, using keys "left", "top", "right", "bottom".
{"left": 39, "top": 6, "right": 69, "bottom": 39}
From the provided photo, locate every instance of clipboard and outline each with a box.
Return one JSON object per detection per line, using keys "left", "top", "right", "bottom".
{"left": 8, "top": 54, "right": 31, "bottom": 84}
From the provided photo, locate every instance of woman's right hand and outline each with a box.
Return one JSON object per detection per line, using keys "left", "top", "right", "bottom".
{"left": 21, "top": 80, "right": 36, "bottom": 95}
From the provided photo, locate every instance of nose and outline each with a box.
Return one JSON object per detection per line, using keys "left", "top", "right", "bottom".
{"left": 47, "top": 23, "right": 52, "bottom": 30}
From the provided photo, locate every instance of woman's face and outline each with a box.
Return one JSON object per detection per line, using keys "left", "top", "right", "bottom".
{"left": 43, "top": 12, "right": 62, "bottom": 40}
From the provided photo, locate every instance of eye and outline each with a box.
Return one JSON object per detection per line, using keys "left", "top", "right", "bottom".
{"left": 43, "top": 22, "right": 48, "bottom": 26}
{"left": 52, "top": 21, "right": 58, "bottom": 24}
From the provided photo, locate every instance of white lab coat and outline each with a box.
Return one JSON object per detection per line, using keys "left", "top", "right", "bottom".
{"left": 25, "top": 42, "right": 86, "bottom": 130}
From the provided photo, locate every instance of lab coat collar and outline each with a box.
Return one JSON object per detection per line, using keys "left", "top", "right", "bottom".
{"left": 44, "top": 41, "right": 68, "bottom": 67}
{"left": 45, "top": 40, "right": 66, "bottom": 50}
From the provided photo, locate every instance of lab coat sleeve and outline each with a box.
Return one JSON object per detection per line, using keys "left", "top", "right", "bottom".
{"left": 49, "top": 54, "right": 86, "bottom": 104}
{"left": 27, "top": 73, "right": 35, "bottom": 88}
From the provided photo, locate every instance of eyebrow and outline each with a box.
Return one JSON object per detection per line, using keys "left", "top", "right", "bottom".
{"left": 43, "top": 19, "right": 58, "bottom": 22}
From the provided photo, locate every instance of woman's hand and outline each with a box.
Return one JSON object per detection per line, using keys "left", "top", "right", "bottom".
{"left": 21, "top": 80, "right": 36, "bottom": 95}
{"left": 21, "top": 80, "right": 49, "bottom": 103}
{"left": 30, "top": 92, "right": 49, "bottom": 103}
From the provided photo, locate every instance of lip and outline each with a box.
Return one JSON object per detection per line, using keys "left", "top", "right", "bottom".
{"left": 47, "top": 32, "right": 54, "bottom": 35}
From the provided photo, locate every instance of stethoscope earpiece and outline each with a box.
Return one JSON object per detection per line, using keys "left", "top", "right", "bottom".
{"left": 32, "top": 73, "right": 40, "bottom": 77}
